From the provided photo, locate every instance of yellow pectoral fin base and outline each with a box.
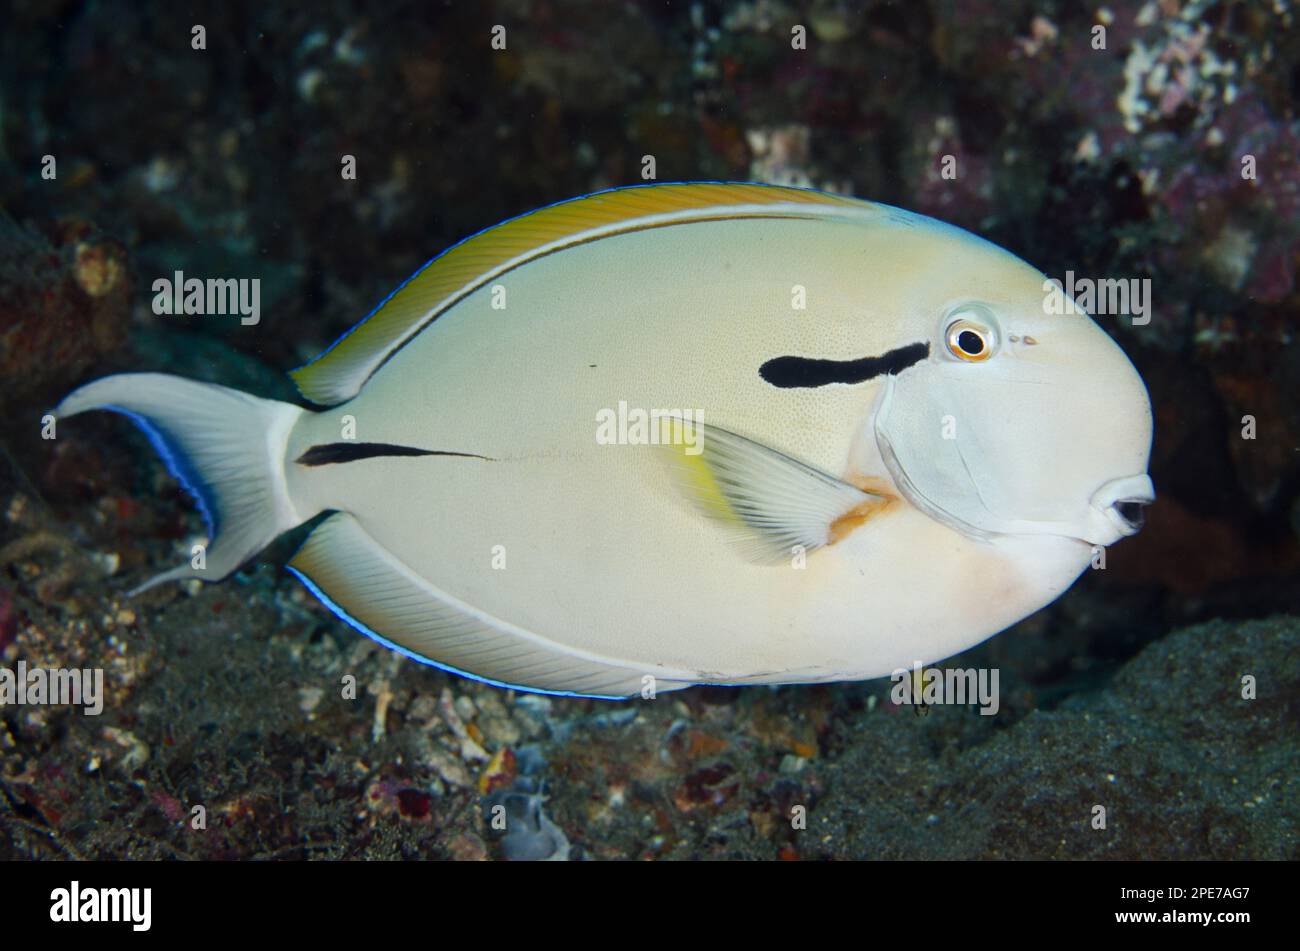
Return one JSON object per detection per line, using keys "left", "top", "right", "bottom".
{"left": 290, "top": 182, "right": 878, "bottom": 406}
{"left": 288, "top": 512, "right": 692, "bottom": 698}
{"left": 658, "top": 417, "right": 887, "bottom": 564}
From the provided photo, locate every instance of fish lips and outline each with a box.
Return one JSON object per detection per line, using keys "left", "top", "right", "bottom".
{"left": 1084, "top": 473, "right": 1155, "bottom": 546}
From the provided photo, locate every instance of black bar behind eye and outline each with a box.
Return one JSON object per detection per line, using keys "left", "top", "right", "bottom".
{"left": 759, "top": 341, "right": 930, "bottom": 388}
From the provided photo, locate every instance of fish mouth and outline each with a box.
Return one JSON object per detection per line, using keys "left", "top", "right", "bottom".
{"left": 1085, "top": 474, "right": 1155, "bottom": 544}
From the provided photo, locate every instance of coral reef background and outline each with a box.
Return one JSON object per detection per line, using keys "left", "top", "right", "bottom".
{"left": 0, "top": 0, "right": 1296, "bottom": 859}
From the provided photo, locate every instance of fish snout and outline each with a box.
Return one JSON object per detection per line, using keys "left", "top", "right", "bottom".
{"left": 1085, "top": 474, "right": 1155, "bottom": 545}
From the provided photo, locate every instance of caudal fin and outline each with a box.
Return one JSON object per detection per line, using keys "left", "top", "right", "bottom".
{"left": 55, "top": 373, "right": 309, "bottom": 593}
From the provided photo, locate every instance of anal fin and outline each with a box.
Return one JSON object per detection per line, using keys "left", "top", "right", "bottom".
{"left": 289, "top": 513, "right": 687, "bottom": 699}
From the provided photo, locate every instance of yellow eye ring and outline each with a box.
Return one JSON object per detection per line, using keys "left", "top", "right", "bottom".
{"left": 945, "top": 319, "right": 995, "bottom": 362}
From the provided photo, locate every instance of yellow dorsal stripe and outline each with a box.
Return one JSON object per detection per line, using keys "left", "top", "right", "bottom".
{"left": 289, "top": 182, "right": 876, "bottom": 406}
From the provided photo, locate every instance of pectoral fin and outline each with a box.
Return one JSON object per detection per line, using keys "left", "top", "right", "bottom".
{"left": 658, "top": 418, "right": 887, "bottom": 564}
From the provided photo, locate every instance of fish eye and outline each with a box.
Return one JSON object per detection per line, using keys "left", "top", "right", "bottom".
{"left": 944, "top": 313, "right": 997, "bottom": 363}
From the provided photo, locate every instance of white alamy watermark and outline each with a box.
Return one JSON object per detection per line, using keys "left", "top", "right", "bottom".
{"left": 0, "top": 662, "right": 104, "bottom": 715}
{"left": 152, "top": 270, "right": 261, "bottom": 325}
{"left": 50, "top": 881, "right": 151, "bottom": 932}
{"left": 890, "top": 662, "right": 1000, "bottom": 716}
{"left": 1043, "top": 271, "right": 1151, "bottom": 326}
{"left": 595, "top": 401, "right": 704, "bottom": 455}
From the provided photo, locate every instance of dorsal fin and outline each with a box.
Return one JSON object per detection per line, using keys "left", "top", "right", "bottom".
{"left": 290, "top": 182, "right": 878, "bottom": 406}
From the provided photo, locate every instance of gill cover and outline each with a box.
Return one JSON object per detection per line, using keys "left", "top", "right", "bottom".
{"left": 873, "top": 309, "right": 1153, "bottom": 542}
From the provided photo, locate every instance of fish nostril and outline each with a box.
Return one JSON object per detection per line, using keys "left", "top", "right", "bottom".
{"left": 1113, "top": 500, "right": 1147, "bottom": 531}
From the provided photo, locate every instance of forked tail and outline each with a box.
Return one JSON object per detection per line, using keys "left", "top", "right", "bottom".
{"left": 55, "top": 373, "right": 310, "bottom": 593}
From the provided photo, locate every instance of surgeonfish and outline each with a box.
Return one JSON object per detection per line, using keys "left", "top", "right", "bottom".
{"left": 56, "top": 182, "right": 1154, "bottom": 698}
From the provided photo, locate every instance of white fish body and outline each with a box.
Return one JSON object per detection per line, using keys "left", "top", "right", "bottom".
{"left": 56, "top": 183, "right": 1154, "bottom": 697}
